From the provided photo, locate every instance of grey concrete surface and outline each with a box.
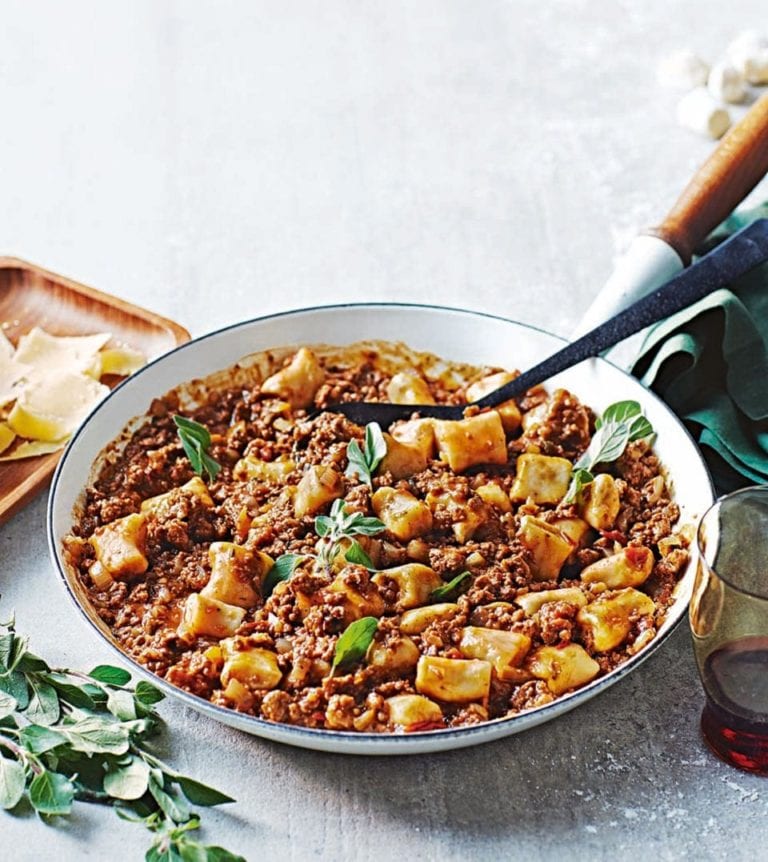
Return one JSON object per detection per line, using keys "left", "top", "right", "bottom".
{"left": 2, "top": 1, "right": 768, "bottom": 859}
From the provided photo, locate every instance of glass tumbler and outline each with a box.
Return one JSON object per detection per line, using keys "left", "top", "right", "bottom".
{"left": 690, "top": 485, "right": 768, "bottom": 773}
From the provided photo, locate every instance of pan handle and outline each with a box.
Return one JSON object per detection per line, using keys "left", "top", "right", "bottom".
{"left": 646, "top": 93, "right": 768, "bottom": 264}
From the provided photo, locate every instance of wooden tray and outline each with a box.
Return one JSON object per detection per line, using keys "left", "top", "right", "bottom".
{"left": 0, "top": 257, "right": 190, "bottom": 526}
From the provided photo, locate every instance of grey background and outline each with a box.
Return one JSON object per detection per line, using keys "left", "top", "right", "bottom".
{"left": 2, "top": 1, "right": 768, "bottom": 859}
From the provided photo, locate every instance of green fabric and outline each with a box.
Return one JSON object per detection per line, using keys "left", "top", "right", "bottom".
{"left": 632, "top": 202, "right": 768, "bottom": 494}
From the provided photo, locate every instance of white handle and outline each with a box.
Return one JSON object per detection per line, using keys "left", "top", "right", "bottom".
{"left": 571, "top": 235, "right": 684, "bottom": 338}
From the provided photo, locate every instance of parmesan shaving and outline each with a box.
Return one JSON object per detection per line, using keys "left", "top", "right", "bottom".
{"left": 0, "top": 423, "right": 15, "bottom": 455}
{"left": 14, "top": 327, "right": 111, "bottom": 380}
{"left": 0, "top": 326, "right": 145, "bottom": 461}
{"left": 99, "top": 346, "right": 146, "bottom": 376}
{"left": 0, "top": 439, "right": 66, "bottom": 461}
{"left": 8, "top": 371, "right": 109, "bottom": 442}
{"left": 0, "top": 354, "right": 31, "bottom": 408}
{"left": 0, "top": 331, "right": 14, "bottom": 359}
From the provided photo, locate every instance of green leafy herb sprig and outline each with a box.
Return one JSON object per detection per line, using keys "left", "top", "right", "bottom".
{"left": 263, "top": 500, "right": 385, "bottom": 595}
{"left": 430, "top": 571, "right": 471, "bottom": 602}
{"left": 314, "top": 499, "right": 385, "bottom": 570}
{"left": 173, "top": 415, "right": 221, "bottom": 483}
{"left": 345, "top": 423, "right": 387, "bottom": 488}
{"left": 0, "top": 614, "right": 243, "bottom": 861}
{"left": 331, "top": 617, "right": 378, "bottom": 675}
{"left": 261, "top": 554, "right": 307, "bottom": 598}
{"left": 563, "top": 400, "right": 654, "bottom": 504}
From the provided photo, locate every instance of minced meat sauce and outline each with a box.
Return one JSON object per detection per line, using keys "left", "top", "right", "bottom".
{"left": 62, "top": 342, "right": 689, "bottom": 734}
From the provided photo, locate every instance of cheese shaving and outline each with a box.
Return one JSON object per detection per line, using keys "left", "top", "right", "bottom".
{"left": 0, "top": 331, "right": 14, "bottom": 359}
{"left": 99, "top": 346, "right": 147, "bottom": 377}
{"left": 0, "top": 354, "right": 31, "bottom": 408}
{"left": 14, "top": 327, "right": 111, "bottom": 380}
{"left": 0, "top": 326, "right": 146, "bottom": 461}
{"left": 8, "top": 371, "right": 109, "bottom": 442}
{"left": 0, "top": 439, "right": 66, "bottom": 461}
{"left": 0, "top": 423, "right": 15, "bottom": 455}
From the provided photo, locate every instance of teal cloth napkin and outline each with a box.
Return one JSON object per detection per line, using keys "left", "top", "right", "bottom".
{"left": 631, "top": 202, "right": 768, "bottom": 493}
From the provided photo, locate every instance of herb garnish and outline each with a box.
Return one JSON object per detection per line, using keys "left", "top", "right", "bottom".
{"left": 345, "top": 422, "right": 387, "bottom": 487}
{"left": 315, "top": 499, "right": 385, "bottom": 569}
{"left": 430, "top": 571, "right": 471, "bottom": 602}
{"left": 261, "top": 502, "right": 383, "bottom": 594}
{"left": 563, "top": 400, "right": 654, "bottom": 504}
{"left": 262, "top": 554, "right": 307, "bottom": 598}
{"left": 0, "top": 613, "right": 243, "bottom": 861}
{"left": 344, "top": 540, "right": 376, "bottom": 570}
{"left": 173, "top": 415, "right": 221, "bottom": 483}
{"left": 331, "top": 617, "right": 378, "bottom": 674}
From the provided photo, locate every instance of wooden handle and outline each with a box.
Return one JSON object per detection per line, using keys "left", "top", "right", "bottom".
{"left": 647, "top": 93, "right": 768, "bottom": 264}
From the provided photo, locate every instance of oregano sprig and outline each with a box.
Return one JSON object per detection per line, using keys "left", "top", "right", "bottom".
{"left": 0, "top": 613, "right": 243, "bottom": 861}
{"left": 262, "top": 501, "right": 384, "bottom": 596}
{"left": 173, "top": 415, "right": 221, "bottom": 483}
{"left": 315, "top": 499, "right": 385, "bottom": 569}
{"left": 345, "top": 423, "right": 387, "bottom": 487}
{"left": 563, "top": 400, "right": 654, "bottom": 504}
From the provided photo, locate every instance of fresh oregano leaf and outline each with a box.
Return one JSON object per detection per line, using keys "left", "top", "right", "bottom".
{"left": 18, "top": 725, "right": 67, "bottom": 755}
{"left": 576, "top": 422, "right": 630, "bottom": 469}
{"left": 104, "top": 757, "right": 150, "bottom": 801}
{"left": 365, "top": 422, "right": 387, "bottom": 469}
{"left": 63, "top": 716, "right": 130, "bottom": 755}
{"left": 149, "top": 775, "right": 190, "bottom": 823}
{"left": 25, "top": 678, "right": 60, "bottom": 726}
{"left": 627, "top": 413, "right": 654, "bottom": 441}
{"left": 344, "top": 541, "right": 375, "bottom": 570}
{"left": 175, "top": 775, "right": 235, "bottom": 807}
{"left": 0, "top": 671, "right": 29, "bottom": 709}
{"left": 430, "top": 571, "right": 471, "bottom": 602}
{"left": 107, "top": 687, "right": 137, "bottom": 721}
{"left": 43, "top": 674, "right": 97, "bottom": 710}
{"left": 345, "top": 422, "right": 387, "bottom": 487}
{"left": 262, "top": 554, "right": 306, "bottom": 598}
{"left": 562, "top": 467, "right": 594, "bottom": 505}
{"left": 173, "top": 415, "right": 221, "bottom": 482}
{"left": 314, "top": 516, "right": 332, "bottom": 537}
{"left": 89, "top": 665, "right": 132, "bottom": 686}
{"left": 315, "top": 501, "right": 385, "bottom": 569}
{"left": 345, "top": 439, "right": 368, "bottom": 484}
{"left": 332, "top": 616, "right": 378, "bottom": 672}
{"left": 0, "top": 690, "right": 17, "bottom": 720}
{"left": 596, "top": 400, "right": 641, "bottom": 428}
{"left": 135, "top": 681, "right": 165, "bottom": 706}
{"left": 29, "top": 770, "right": 75, "bottom": 816}
{"left": 0, "top": 632, "right": 14, "bottom": 671}
{"left": 564, "top": 401, "right": 654, "bottom": 504}
{"left": 0, "top": 756, "right": 26, "bottom": 810}
{"left": 16, "top": 652, "right": 49, "bottom": 673}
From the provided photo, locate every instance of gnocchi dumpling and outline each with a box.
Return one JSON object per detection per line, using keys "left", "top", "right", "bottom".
{"left": 433, "top": 412, "right": 507, "bottom": 473}
{"left": 416, "top": 656, "right": 492, "bottom": 703}
{"left": 372, "top": 486, "right": 433, "bottom": 541}
{"left": 580, "top": 546, "right": 654, "bottom": 589}
{"left": 518, "top": 516, "right": 574, "bottom": 581}
{"left": 261, "top": 347, "right": 325, "bottom": 409}
{"left": 89, "top": 512, "right": 148, "bottom": 580}
{"left": 459, "top": 627, "right": 531, "bottom": 681}
{"left": 526, "top": 643, "right": 600, "bottom": 695}
{"left": 510, "top": 453, "right": 572, "bottom": 504}
{"left": 177, "top": 593, "right": 245, "bottom": 640}
{"left": 577, "top": 588, "right": 656, "bottom": 652}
